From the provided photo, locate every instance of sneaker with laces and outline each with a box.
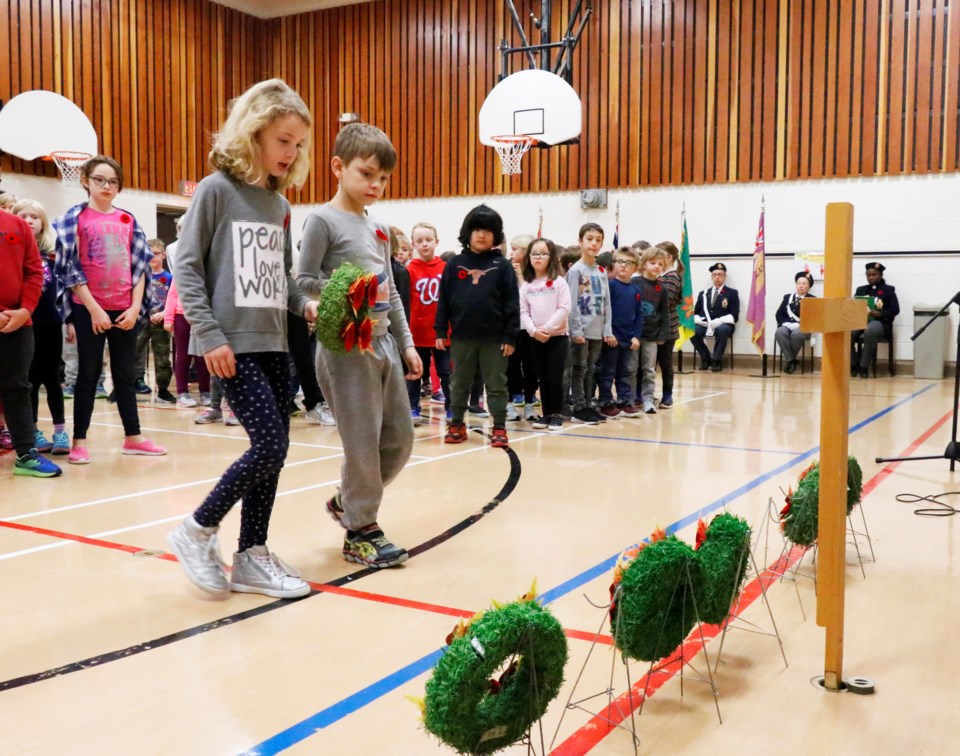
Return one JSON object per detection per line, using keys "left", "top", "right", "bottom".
{"left": 199, "top": 392, "right": 212, "bottom": 407}
{"left": 195, "top": 408, "right": 223, "bottom": 424}
{"left": 572, "top": 408, "right": 600, "bottom": 425}
{"left": 524, "top": 403, "right": 537, "bottom": 420}
{"left": 51, "top": 430, "right": 71, "bottom": 455}
{"left": 505, "top": 403, "right": 520, "bottom": 422}
{"left": 225, "top": 411, "right": 241, "bottom": 426}
{"left": 490, "top": 427, "right": 509, "bottom": 448}
{"left": 318, "top": 403, "right": 336, "bottom": 426}
{"left": 411, "top": 408, "right": 425, "bottom": 426}
{"left": 343, "top": 525, "right": 409, "bottom": 568}
{"left": 548, "top": 415, "right": 564, "bottom": 432}
{"left": 644, "top": 402, "right": 657, "bottom": 414}
{"left": 0, "top": 428, "right": 12, "bottom": 450}
{"left": 530, "top": 415, "right": 549, "bottom": 430}
{"left": 177, "top": 393, "right": 197, "bottom": 408}
{"left": 34, "top": 429, "right": 54, "bottom": 453}
{"left": 326, "top": 490, "right": 347, "bottom": 529}
{"left": 68, "top": 446, "right": 91, "bottom": 465}
{"left": 229, "top": 546, "right": 311, "bottom": 598}
{"left": 122, "top": 438, "right": 167, "bottom": 456}
{"left": 444, "top": 422, "right": 467, "bottom": 444}
{"left": 95, "top": 383, "right": 109, "bottom": 399}
{"left": 430, "top": 390, "right": 446, "bottom": 405}
{"left": 303, "top": 407, "right": 322, "bottom": 424}
{"left": 62, "top": 383, "right": 75, "bottom": 398}
{"left": 135, "top": 379, "right": 152, "bottom": 395}
{"left": 619, "top": 404, "right": 642, "bottom": 418}
{"left": 467, "top": 404, "right": 489, "bottom": 418}
{"left": 511, "top": 393, "right": 525, "bottom": 406}
{"left": 156, "top": 389, "right": 177, "bottom": 405}
{"left": 659, "top": 394, "right": 674, "bottom": 409}
{"left": 167, "top": 516, "right": 229, "bottom": 596}
{"left": 600, "top": 404, "right": 621, "bottom": 419}
{"left": 14, "top": 449, "right": 62, "bottom": 478}
{"left": 588, "top": 407, "right": 607, "bottom": 423}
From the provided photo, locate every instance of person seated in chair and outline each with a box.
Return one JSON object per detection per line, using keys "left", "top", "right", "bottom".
{"left": 850, "top": 262, "right": 899, "bottom": 378}
{"left": 775, "top": 272, "right": 816, "bottom": 374}
{"left": 691, "top": 262, "right": 740, "bottom": 372}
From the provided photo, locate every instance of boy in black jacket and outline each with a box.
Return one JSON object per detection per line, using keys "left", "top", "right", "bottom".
{"left": 435, "top": 205, "right": 519, "bottom": 448}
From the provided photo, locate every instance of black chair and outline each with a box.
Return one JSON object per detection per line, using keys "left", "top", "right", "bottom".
{"left": 872, "top": 335, "right": 895, "bottom": 377}
{"left": 774, "top": 335, "right": 816, "bottom": 374}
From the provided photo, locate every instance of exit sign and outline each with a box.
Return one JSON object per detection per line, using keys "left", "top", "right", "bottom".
{"left": 179, "top": 180, "right": 199, "bottom": 197}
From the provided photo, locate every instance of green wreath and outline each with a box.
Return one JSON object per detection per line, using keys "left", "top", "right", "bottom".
{"left": 611, "top": 535, "right": 703, "bottom": 663}
{"left": 694, "top": 513, "right": 752, "bottom": 625}
{"left": 780, "top": 456, "right": 864, "bottom": 547}
{"left": 422, "top": 596, "right": 568, "bottom": 754}
{"left": 314, "top": 263, "right": 377, "bottom": 353}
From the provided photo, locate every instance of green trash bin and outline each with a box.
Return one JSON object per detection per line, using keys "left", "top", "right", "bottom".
{"left": 913, "top": 305, "right": 948, "bottom": 379}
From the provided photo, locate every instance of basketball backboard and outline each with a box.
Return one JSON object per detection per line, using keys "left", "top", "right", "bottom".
{"left": 0, "top": 90, "right": 98, "bottom": 160}
{"left": 478, "top": 69, "right": 581, "bottom": 147}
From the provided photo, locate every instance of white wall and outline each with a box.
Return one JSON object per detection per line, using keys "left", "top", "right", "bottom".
{"left": 6, "top": 169, "right": 958, "bottom": 366}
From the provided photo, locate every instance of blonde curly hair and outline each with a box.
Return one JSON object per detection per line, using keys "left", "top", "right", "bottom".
{"left": 209, "top": 79, "right": 312, "bottom": 191}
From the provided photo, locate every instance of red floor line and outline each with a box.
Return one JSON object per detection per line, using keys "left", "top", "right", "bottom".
{"left": 549, "top": 408, "right": 955, "bottom": 755}
{"left": 0, "top": 518, "right": 610, "bottom": 643}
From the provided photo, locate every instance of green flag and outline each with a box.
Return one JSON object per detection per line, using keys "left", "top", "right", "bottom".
{"left": 676, "top": 214, "right": 696, "bottom": 349}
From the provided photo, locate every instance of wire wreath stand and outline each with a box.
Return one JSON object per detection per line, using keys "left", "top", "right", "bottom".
{"left": 550, "top": 557, "right": 721, "bottom": 755}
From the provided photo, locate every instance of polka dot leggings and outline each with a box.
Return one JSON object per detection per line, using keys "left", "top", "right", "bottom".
{"left": 192, "top": 352, "right": 292, "bottom": 552}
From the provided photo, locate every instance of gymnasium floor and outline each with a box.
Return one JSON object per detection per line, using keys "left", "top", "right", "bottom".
{"left": 2, "top": 366, "right": 959, "bottom": 754}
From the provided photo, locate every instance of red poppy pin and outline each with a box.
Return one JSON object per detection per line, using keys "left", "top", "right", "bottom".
{"left": 655, "top": 284, "right": 662, "bottom": 292}
{"left": 545, "top": 279, "right": 554, "bottom": 288}
{"left": 5, "top": 232, "right": 19, "bottom": 244}
{"left": 877, "top": 290, "right": 884, "bottom": 296}
{"left": 283, "top": 213, "right": 291, "bottom": 230}
{"left": 120, "top": 213, "right": 131, "bottom": 224}
{"left": 458, "top": 269, "right": 468, "bottom": 280}
{"left": 375, "top": 228, "right": 389, "bottom": 242}
{"left": 636, "top": 293, "right": 641, "bottom": 302}
{"left": 598, "top": 265, "right": 605, "bottom": 273}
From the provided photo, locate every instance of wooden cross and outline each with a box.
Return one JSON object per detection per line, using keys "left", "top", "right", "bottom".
{"left": 798, "top": 203, "right": 868, "bottom": 690}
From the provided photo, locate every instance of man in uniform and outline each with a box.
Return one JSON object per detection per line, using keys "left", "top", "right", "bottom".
{"left": 691, "top": 262, "right": 740, "bottom": 372}
{"left": 851, "top": 261, "right": 899, "bottom": 378}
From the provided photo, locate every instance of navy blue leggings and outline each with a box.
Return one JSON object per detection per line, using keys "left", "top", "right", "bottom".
{"left": 192, "top": 353, "right": 291, "bottom": 552}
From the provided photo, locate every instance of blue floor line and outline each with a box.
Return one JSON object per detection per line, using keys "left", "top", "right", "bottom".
{"left": 242, "top": 382, "right": 934, "bottom": 755}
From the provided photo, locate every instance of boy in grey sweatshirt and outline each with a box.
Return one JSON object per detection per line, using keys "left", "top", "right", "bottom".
{"left": 297, "top": 123, "right": 422, "bottom": 569}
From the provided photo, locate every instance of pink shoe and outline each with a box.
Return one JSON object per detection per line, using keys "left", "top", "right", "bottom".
{"left": 122, "top": 438, "right": 167, "bottom": 456}
{"left": 68, "top": 446, "right": 91, "bottom": 465}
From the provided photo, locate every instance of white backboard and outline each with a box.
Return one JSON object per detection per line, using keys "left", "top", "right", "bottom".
{"left": 0, "top": 90, "right": 98, "bottom": 160}
{"left": 479, "top": 69, "right": 581, "bottom": 146}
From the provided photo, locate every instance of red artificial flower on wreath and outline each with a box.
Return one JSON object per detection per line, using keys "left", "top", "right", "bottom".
{"left": 340, "top": 320, "right": 357, "bottom": 352}
{"left": 695, "top": 518, "right": 708, "bottom": 550}
{"left": 358, "top": 317, "right": 374, "bottom": 351}
{"left": 458, "top": 269, "right": 468, "bottom": 280}
{"left": 546, "top": 279, "right": 554, "bottom": 288}
{"left": 120, "top": 213, "right": 131, "bottom": 224}
{"left": 367, "top": 274, "right": 378, "bottom": 308}
{"left": 348, "top": 277, "right": 367, "bottom": 314}
{"left": 375, "top": 228, "right": 389, "bottom": 242}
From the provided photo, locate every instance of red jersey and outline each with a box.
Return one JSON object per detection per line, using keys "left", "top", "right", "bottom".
{"left": 0, "top": 212, "right": 43, "bottom": 325}
{"left": 406, "top": 256, "right": 446, "bottom": 346}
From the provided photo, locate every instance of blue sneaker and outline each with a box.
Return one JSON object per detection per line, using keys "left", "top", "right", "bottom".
{"left": 411, "top": 408, "right": 425, "bottom": 427}
{"left": 446, "top": 409, "right": 452, "bottom": 421}
{"left": 512, "top": 393, "right": 525, "bottom": 406}
{"left": 63, "top": 383, "right": 75, "bottom": 398}
{"left": 34, "top": 430, "right": 54, "bottom": 453}
{"left": 51, "top": 430, "right": 71, "bottom": 455}
{"left": 95, "top": 383, "right": 109, "bottom": 399}
{"left": 660, "top": 394, "right": 674, "bottom": 409}
{"left": 14, "top": 449, "right": 63, "bottom": 478}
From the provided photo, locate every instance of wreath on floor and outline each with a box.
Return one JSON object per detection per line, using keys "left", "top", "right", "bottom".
{"left": 779, "top": 456, "right": 864, "bottom": 547}
{"left": 314, "top": 263, "right": 379, "bottom": 353}
{"left": 417, "top": 582, "right": 568, "bottom": 754}
{"left": 609, "top": 515, "right": 754, "bottom": 662}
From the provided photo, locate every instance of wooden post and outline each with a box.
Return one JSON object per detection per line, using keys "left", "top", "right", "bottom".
{"left": 799, "top": 203, "right": 867, "bottom": 690}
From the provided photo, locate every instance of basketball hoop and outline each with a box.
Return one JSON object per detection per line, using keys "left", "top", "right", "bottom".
{"left": 491, "top": 135, "right": 537, "bottom": 175}
{"left": 49, "top": 151, "right": 92, "bottom": 187}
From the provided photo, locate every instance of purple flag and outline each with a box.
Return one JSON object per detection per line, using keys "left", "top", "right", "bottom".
{"left": 746, "top": 209, "right": 766, "bottom": 354}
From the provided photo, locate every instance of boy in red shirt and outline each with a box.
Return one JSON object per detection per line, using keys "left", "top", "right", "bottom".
{"left": 0, "top": 209, "right": 62, "bottom": 477}
{"left": 406, "top": 222, "right": 450, "bottom": 422}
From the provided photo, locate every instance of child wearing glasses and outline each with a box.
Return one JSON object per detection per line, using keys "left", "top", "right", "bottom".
{"left": 53, "top": 156, "right": 166, "bottom": 464}
{"left": 597, "top": 248, "right": 644, "bottom": 418}
{"left": 519, "top": 238, "right": 570, "bottom": 431}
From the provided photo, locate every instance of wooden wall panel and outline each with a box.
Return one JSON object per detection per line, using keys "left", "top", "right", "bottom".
{"left": 1, "top": 0, "right": 958, "bottom": 201}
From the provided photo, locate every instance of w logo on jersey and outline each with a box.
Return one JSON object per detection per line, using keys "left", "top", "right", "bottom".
{"left": 415, "top": 276, "right": 441, "bottom": 305}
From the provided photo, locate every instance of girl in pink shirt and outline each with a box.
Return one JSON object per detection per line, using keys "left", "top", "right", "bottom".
{"left": 519, "top": 238, "right": 571, "bottom": 431}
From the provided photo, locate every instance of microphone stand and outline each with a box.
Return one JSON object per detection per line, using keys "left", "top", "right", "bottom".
{"left": 876, "top": 292, "right": 960, "bottom": 471}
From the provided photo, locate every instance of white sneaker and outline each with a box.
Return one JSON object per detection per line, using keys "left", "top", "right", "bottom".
{"left": 318, "top": 403, "right": 336, "bottom": 426}
{"left": 303, "top": 407, "right": 322, "bottom": 424}
{"left": 167, "top": 516, "right": 228, "bottom": 597}
{"left": 224, "top": 411, "right": 241, "bottom": 426}
{"left": 229, "top": 546, "right": 311, "bottom": 598}
{"left": 505, "top": 403, "right": 520, "bottom": 422}
{"left": 177, "top": 393, "right": 197, "bottom": 408}
{"left": 524, "top": 403, "right": 537, "bottom": 420}
{"left": 199, "top": 392, "right": 212, "bottom": 407}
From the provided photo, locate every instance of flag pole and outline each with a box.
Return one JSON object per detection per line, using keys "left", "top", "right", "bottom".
{"left": 749, "top": 195, "right": 776, "bottom": 378}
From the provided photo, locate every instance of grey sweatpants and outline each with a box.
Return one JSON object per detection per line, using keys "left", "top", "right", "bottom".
{"left": 315, "top": 332, "right": 414, "bottom": 531}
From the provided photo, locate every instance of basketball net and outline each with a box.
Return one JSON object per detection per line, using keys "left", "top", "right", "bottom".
{"left": 50, "top": 151, "right": 92, "bottom": 187}
{"left": 491, "top": 135, "right": 537, "bottom": 175}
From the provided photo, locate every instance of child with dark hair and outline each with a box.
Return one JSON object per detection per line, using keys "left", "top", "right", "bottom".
{"left": 435, "top": 204, "right": 519, "bottom": 448}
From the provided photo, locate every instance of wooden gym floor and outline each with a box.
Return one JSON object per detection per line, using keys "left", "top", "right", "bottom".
{"left": 1, "top": 366, "right": 959, "bottom": 755}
